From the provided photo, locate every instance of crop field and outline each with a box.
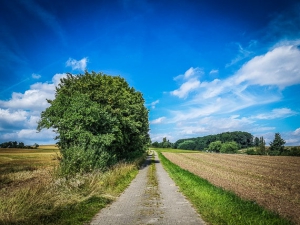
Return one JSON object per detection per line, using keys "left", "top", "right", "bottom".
{"left": 163, "top": 152, "right": 300, "bottom": 224}
{"left": 0, "top": 145, "right": 141, "bottom": 224}
{"left": 0, "top": 146, "right": 59, "bottom": 190}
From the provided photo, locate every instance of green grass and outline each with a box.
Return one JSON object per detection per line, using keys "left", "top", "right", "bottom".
{"left": 157, "top": 151, "right": 292, "bottom": 225}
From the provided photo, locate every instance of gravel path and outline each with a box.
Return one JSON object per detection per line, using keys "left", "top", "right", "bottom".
{"left": 90, "top": 152, "right": 205, "bottom": 225}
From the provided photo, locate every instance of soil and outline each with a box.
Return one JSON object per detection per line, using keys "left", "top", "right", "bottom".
{"left": 163, "top": 152, "right": 300, "bottom": 225}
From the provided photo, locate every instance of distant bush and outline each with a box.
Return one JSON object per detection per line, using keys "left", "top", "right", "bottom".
{"left": 245, "top": 148, "right": 256, "bottom": 155}
{"left": 220, "top": 141, "right": 239, "bottom": 153}
{"left": 177, "top": 140, "right": 196, "bottom": 150}
{"left": 246, "top": 146, "right": 300, "bottom": 157}
{"left": 290, "top": 147, "right": 300, "bottom": 156}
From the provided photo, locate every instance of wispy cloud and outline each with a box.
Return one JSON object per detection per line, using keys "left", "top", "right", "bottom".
{"left": 293, "top": 128, "right": 300, "bottom": 136}
{"left": 209, "top": 69, "right": 218, "bottom": 75}
{"left": 150, "top": 117, "right": 166, "bottom": 124}
{"left": 226, "top": 42, "right": 254, "bottom": 67}
{"left": 66, "top": 57, "right": 88, "bottom": 71}
{"left": 252, "top": 108, "right": 297, "bottom": 120}
{"left": 32, "top": 73, "right": 41, "bottom": 79}
{"left": 19, "top": 0, "right": 65, "bottom": 43}
{"left": 170, "top": 78, "right": 200, "bottom": 99}
{"left": 150, "top": 100, "right": 159, "bottom": 109}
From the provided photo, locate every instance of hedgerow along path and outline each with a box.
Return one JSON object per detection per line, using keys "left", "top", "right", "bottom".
{"left": 90, "top": 152, "right": 206, "bottom": 225}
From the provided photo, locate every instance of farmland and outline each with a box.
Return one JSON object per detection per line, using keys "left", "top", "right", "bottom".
{"left": 0, "top": 146, "right": 140, "bottom": 224}
{"left": 0, "top": 146, "right": 59, "bottom": 190}
{"left": 163, "top": 152, "right": 300, "bottom": 224}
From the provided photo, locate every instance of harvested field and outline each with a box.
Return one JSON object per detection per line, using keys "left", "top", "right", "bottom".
{"left": 163, "top": 152, "right": 300, "bottom": 224}
{"left": 0, "top": 147, "right": 59, "bottom": 191}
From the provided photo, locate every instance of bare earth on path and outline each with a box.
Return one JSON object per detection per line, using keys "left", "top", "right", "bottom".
{"left": 90, "top": 152, "right": 205, "bottom": 225}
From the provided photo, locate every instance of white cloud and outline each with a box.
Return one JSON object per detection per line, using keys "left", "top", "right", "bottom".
{"left": 156, "top": 42, "right": 300, "bottom": 143}
{"left": 32, "top": 73, "right": 41, "bottom": 79}
{"left": 0, "top": 73, "right": 67, "bottom": 144}
{"left": 253, "top": 108, "right": 297, "bottom": 120}
{"left": 66, "top": 57, "right": 88, "bottom": 71}
{"left": 171, "top": 78, "right": 200, "bottom": 98}
{"left": 151, "top": 117, "right": 166, "bottom": 124}
{"left": 174, "top": 67, "right": 202, "bottom": 80}
{"left": 285, "top": 138, "right": 300, "bottom": 145}
{"left": 1, "top": 129, "right": 56, "bottom": 144}
{"left": 0, "top": 73, "right": 66, "bottom": 111}
{"left": 150, "top": 100, "right": 159, "bottom": 109}
{"left": 293, "top": 128, "right": 300, "bottom": 135}
{"left": 234, "top": 45, "right": 300, "bottom": 89}
{"left": 183, "top": 67, "right": 201, "bottom": 79}
{"left": 0, "top": 109, "right": 28, "bottom": 126}
{"left": 209, "top": 69, "right": 219, "bottom": 75}
{"left": 226, "top": 42, "right": 253, "bottom": 67}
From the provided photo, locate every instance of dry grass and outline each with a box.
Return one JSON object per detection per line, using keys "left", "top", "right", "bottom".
{"left": 163, "top": 152, "right": 300, "bottom": 224}
{"left": 0, "top": 146, "right": 140, "bottom": 224}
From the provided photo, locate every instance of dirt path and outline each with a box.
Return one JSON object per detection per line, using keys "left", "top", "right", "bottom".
{"left": 90, "top": 152, "right": 205, "bottom": 225}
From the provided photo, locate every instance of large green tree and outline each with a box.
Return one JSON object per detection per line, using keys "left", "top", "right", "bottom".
{"left": 269, "top": 133, "right": 285, "bottom": 155}
{"left": 37, "top": 72, "right": 150, "bottom": 173}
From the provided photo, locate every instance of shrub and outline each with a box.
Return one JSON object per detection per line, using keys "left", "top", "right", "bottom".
{"left": 220, "top": 141, "right": 239, "bottom": 153}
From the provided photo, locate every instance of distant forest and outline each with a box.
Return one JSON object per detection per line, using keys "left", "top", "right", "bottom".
{"left": 174, "top": 131, "right": 253, "bottom": 150}
{"left": 151, "top": 131, "right": 254, "bottom": 150}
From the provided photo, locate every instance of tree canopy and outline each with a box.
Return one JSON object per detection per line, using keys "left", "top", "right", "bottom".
{"left": 37, "top": 72, "right": 150, "bottom": 173}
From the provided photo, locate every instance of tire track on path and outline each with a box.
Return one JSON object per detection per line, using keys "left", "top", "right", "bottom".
{"left": 90, "top": 152, "right": 205, "bottom": 225}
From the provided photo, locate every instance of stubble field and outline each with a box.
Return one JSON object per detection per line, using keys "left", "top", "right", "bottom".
{"left": 163, "top": 152, "right": 300, "bottom": 224}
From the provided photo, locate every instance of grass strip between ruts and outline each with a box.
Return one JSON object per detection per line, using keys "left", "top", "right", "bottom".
{"left": 157, "top": 151, "right": 293, "bottom": 225}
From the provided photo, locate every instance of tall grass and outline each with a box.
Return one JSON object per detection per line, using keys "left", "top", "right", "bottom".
{"left": 157, "top": 151, "right": 292, "bottom": 225}
{"left": 0, "top": 156, "right": 143, "bottom": 225}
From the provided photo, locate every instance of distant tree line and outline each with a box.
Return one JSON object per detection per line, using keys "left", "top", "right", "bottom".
{"left": 151, "top": 131, "right": 300, "bottom": 156}
{"left": 0, "top": 141, "right": 39, "bottom": 149}
{"left": 151, "top": 137, "right": 173, "bottom": 148}
{"left": 174, "top": 131, "right": 254, "bottom": 150}
{"left": 246, "top": 133, "right": 300, "bottom": 156}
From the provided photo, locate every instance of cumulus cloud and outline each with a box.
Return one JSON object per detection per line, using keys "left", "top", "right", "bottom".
{"left": 151, "top": 117, "right": 166, "bottom": 124}
{"left": 1, "top": 129, "right": 56, "bottom": 144}
{"left": 0, "top": 73, "right": 66, "bottom": 111}
{"left": 160, "top": 42, "right": 300, "bottom": 142}
{"left": 0, "top": 73, "right": 66, "bottom": 144}
{"left": 234, "top": 45, "right": 300, "bottom": 89}
{"left": 66, "top": 57, "right": 88, "bottom": 71}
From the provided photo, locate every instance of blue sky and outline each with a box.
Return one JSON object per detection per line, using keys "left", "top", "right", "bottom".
{"left": 0, "top": 0, "right": 300, "bottom": 146}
